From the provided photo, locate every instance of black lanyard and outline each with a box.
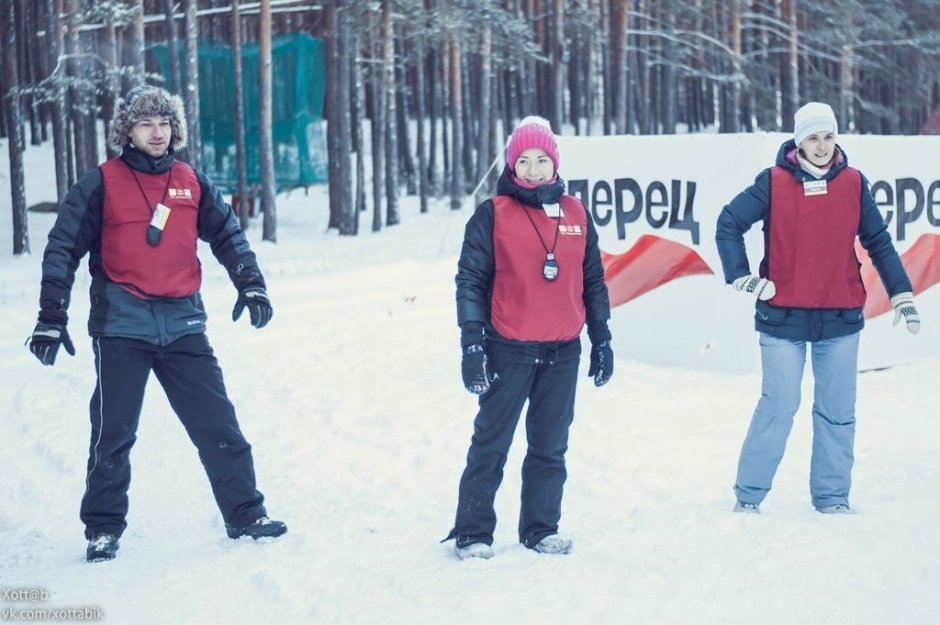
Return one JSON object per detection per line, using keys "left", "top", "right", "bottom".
{"left": 126, "top": 162, "right": 173, "bottom": 215}
{"left": 522, "top": 204, "right": 562, "bottom": 281}
{"left": 126, "top": 162, "right": 173, "bottom": 246}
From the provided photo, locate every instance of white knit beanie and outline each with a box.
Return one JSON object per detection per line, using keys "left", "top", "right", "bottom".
{"left": 793, "top": 102, "right": 838, "bottom": 146}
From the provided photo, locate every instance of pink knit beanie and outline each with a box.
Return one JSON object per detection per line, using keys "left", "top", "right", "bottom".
{"left": 506, "top": 116, "right": 559, "bottom": 172}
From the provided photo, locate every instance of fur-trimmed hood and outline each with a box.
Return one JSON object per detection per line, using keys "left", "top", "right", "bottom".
{"left": 107, "top": 86, "right": 187, "bottom": 152}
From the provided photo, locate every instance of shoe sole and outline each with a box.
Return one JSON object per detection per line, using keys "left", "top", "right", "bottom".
{"left": 87, "top": 554, "right": 117, "bottom": 563}
{"left": 86, "top": 546, "right": 119, "bottom": 563}
{"left": 226, "top": 523, "right": 288, "bottom": 540}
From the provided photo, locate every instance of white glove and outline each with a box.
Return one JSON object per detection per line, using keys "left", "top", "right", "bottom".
{"left": 733, "top": 274, "right": 776, "bottom": 301}
{"left": 890, "top": 291, "right": 921, "bottom": 335}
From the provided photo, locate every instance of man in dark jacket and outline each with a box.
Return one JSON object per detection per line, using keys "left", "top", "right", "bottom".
{"left": 28, "top": 86, "right": 286, "bottom": 562}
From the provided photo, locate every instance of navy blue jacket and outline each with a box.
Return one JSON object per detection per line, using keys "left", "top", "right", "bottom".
{"left": 39, "top": 148, "right": 264, "bottom": 345}
{"left": 715, "top": 140, "right": 911, "bottom": 341}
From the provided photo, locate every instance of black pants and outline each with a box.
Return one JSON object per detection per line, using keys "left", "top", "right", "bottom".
{"left": 79, "top": 334, "right": 266, "bottom": 539}
{"left": 452, "top": 338, "right": 580, "bottom": 548}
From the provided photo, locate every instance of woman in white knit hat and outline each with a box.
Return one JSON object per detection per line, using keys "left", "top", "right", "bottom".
{"left": 714, "top": 102, "right": 921, "bottom": 515}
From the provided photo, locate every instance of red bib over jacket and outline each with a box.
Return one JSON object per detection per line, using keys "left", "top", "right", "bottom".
{"left": 99, "top": 159, "right": 202, "bottom": 299}
{"left": 490, "top": 195, "right": 588, "bottom": 341}
{"left": 767, "top": 166, "right": 866, "bottom": 308}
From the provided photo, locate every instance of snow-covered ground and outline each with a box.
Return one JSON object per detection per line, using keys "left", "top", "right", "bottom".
{"left": 2, "top": 140, "right": 939, "bottom": 625}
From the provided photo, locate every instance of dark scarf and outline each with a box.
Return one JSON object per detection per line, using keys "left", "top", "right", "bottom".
{"left": 495, "top": 165, "right": 566, "bottom": 208}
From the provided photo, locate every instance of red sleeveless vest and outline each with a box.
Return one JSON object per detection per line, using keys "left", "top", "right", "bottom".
{"left": 99, "top": 158, "right": 203, "bottom": 299}
{"left": 491, "top": 195, "right": 588, "bottom": 342}
{"left": 767, "top": 166, "right": 866, "bottom": 308}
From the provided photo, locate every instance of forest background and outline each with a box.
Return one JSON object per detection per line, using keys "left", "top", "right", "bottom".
{"left": 2, "top": 0, "right": 940, "bottom": 254}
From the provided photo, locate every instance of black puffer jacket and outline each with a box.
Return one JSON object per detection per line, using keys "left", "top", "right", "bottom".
{"left": 455, "top": 166, "right": 611, "bottom": 345}
{"left": 39, "top": 148, "right": 264, "bottom": 345}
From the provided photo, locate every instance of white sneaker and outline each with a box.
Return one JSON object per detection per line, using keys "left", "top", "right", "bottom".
{"left": 816, "top": 504, "right": 853, "bottom": 514}
{"left": 455, "top": 543, "right": 494, "bottom": 560}
{"left": 533, "top": 534, "right": 573, "bottom": 555}
{"left": 733, "top": 501, "right": 760, "bottom": 514}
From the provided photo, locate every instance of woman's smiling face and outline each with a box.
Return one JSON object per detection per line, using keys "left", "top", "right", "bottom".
{"left": 799, "top": 132, "right": 837, "bottom": 167}
{"left": 513, "top": 148, "right": 555, "bottom": 185}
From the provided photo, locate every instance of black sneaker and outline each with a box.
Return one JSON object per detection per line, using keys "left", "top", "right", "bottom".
{"left": 86, "top": 533, "right": 120, "bottom": 562}
{"left": 225, "top": 516, "right": 288, "bottom": 540}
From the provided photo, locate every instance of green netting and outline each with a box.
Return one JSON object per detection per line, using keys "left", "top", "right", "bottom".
{"left": 149, "top": 33, "right": 327, "bottom": 193}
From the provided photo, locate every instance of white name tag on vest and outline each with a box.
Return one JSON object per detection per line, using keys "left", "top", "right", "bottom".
{"left": 543, "top": 203, "right": 564, "bottom": 218}
{"left": 803, "top": 180, "right": 828, "bottom": 196}
{"left": 150, "top": 203, "right": 171, "bottom": 230}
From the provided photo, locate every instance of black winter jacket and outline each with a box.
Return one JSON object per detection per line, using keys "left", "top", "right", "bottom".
{"left": 455, "top": 166, "right": 611, "bottom": 346}
{"left": 39, "top": 147, "right": 264, "bottom": 345}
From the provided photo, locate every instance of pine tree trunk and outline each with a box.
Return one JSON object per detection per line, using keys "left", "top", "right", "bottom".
{"left": 661, "top": 0, "right": 676, "bottom": 134}
{"left": 34, "top": 2, "right": 49, "bottom": 144}
{"left": 440, "top": 43, "right": 450, "bottom": 186}
{"left": 631, "top": 5, "right": 648, "bottom": 134}
{"left": 599, "top": 1, "right": 617, "bottom": 135}
{"left": 127, "top": 0, "right": 145, "bottom": 92}
{"left": 336, "top": 2, "right": 356, "bottom": 235}
{"left": 231, "top": 0, "right": 249, "bottom": 229}
{"left": 352, "top": 24, "right": 367, "bottom": 218}
{"left": 20, "top": 0, "right": 42, "bottom": 146}
{"left": 65, "top": 0, "right": 91, "bottom": 176}
{"left": 585, "top": 0, "right": 597, "bottom": 134}
{"left": 326, "top": 0, "right": 341, "bottom": 229}
{"left": 449, "top": 35, "right": 463, "bottom": 210}
{"left": 614, "top": 0, "right": 628, "bottom": 133}
{"left": 728, "top": 0, "right": 741, "bottom": 133}
{"left": 164, "top": 0, "right": 182, "bottom": 94}
{"left": 369, "top": 10, "right": 385, "bottom": 232}
{"left": 460, "top": 50, "right": 474, "bottom": 187}
{"left": 105, "top": 19, "right": 121, "bottom": 159}
{"left": 3, "top": 0, "right": 28, "bottom": 255}
{"left": 784, "top": 0, "right": 798, "bottom": 129}
{"left": 413, "top": 34, "right": 429, "bottom": 213}
{"left": 183, "top": 0, "right": 202, "bottom": 169}
{"left": 396, "top": 38, "right": 416, "bottom": 196}
{"left": 259, "top": 0, "right": 277, "bottom": 242}
{"left": 427, "top": 44, "right": 441, "bottom": 196}
{"left": 382, "top": 0, "right": 399, "bottom": 226}
{"left": 477, "top": 23, "right": 492, "bottom": 185}
{"left": 48, "top": 0, "right": 69, "bottom": 203}
{"left": 551, "top": 0, "right": 564, "bottom": 131}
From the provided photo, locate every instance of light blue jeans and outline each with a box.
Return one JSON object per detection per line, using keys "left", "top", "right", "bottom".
{"left": 734, "top": 332, "right": 859, "bottom": 509}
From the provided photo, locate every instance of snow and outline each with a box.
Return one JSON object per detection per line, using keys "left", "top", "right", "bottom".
{"left": 2, "top": 140, "right": 939, "bottom": 625}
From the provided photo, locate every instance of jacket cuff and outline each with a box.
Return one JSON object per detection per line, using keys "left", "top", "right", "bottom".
{"left": 587, "top": 320, "right": 612, "bottom": 344}
{"left": 39, "top": 285, "right": 70, "bottom": 312}
{"left": 459, "top": 322, "right": 485, "bottom": 348}
{"left": 38, "top": 307, "right": 68, "bottom": 325}
{"left": 232, "top": 264, "right": 266, "bottom": 291}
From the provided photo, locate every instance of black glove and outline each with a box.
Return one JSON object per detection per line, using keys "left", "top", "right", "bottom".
{"left": 588, "top": 340, "right": 613, "bottom": 387}
{"left": 461, "top": 344, "right": 492, "bottom": 395}
{"left": 29, "top": 321, "right": 76, "bottom": 366}
{"left": 232, "top": 287, "right": 273, "bottom": 328}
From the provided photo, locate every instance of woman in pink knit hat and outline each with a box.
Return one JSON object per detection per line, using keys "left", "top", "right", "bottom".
{"left": 443, "top": 116, "right": 613, "bottom": 559}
